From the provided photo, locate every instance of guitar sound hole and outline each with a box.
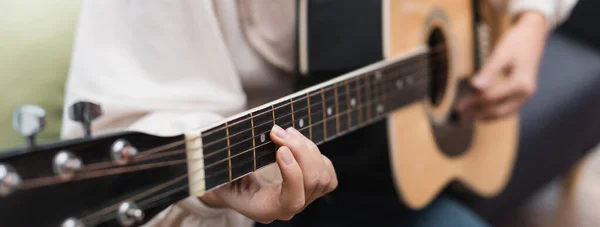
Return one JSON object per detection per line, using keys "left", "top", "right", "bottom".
{"left": 427, "top": 28, "right": 448, "bottom": 107}
{"left": 426, "top": 27, "right": 474, "bottom": 157}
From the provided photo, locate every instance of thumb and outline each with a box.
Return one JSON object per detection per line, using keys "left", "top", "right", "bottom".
{"left": 472, "top": 47, "right": 511, "bottom": 90}
{"left": 275, "top": 146, "right": 306, "bottom": 216}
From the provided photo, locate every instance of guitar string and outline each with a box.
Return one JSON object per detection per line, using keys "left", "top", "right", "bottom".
{"left": 81, "top": 146, "right": 190, "bottom": 172}
{"left": 18, "top": 84, "right": 404, "bottom": 189}
{"left": 80, "top": 174, "right": 188, "bottom": 222}
{"left": 18, "top": 75, "right": 420, "bottom": 189}
{"left": 20, "top": 159, "right": 189, "bottom": 189}
{"left": 19, "top": 61, "right": 448, "bottom": 190}
{"left": 18, "top": 85, "right": 390, "bottom": 189}
{"left": 73, "top": 51, "right": 444, "bottom": 172}
{"left": 18, "top": 69, "right": 441, "bottom": 190}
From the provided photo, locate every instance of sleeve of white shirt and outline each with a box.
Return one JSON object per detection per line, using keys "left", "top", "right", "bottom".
{"left": 509, "top": 0, "right": 579, "bottom": 30}
{"left": 61, "top": 1, "right": 254, "bottom": 227}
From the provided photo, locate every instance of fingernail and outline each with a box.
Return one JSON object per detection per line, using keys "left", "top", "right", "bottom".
{"left": 272, "top": 125, "right": 288, "bottom": 138}
{"left": 286, "top": 127, "right": 302, "bottom": 136}
{"left": 279, "top": 147, "right": 294, "bottom": 165}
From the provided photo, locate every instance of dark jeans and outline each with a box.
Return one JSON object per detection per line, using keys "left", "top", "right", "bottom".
{"left": 254, "top": 193, "right": 489, "bottom": 227}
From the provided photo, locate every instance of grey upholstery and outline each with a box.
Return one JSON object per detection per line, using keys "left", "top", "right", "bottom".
{"left": 460, "top": 31, "right": 600, "bottom": 224}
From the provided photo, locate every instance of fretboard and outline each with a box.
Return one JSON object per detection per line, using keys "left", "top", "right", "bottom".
{"left": 199, "top": 47, "right": 431, "bottom": 190}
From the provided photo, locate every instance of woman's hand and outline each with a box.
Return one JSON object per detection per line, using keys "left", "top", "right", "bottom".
{"left": 200, "top": 125, "right": 337, "bottom": 224}
{"left": 457, "top": 11, "right": 549, "bottom": 121}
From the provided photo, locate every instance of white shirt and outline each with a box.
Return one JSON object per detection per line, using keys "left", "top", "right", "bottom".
{"left": 61, "top": 0, "right": 577, "bottom": 226}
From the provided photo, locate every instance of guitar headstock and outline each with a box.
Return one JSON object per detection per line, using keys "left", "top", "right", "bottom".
{"left": 0, "top": 103, "right": 190, "bottom": 227}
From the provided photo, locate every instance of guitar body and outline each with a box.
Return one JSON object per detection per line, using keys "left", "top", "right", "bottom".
{"left": 383, "top": 0, "right": 519, "bottom": 209}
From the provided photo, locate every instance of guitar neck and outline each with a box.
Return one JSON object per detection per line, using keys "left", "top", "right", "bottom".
{"left": 189, "top": 46, "right": 432, "bottom": 194}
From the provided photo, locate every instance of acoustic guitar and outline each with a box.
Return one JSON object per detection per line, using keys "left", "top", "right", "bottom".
{"left": 0, "top": 0, "right": 518, "bottom": 226}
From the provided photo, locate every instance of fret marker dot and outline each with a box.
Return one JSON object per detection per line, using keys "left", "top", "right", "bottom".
{"left": 396, "top": 80, "right": 404, "bottom": 89}
{"left": 327, "top": 107, "right": 333, "bottom": 116}
{"left": 260, "top": 133, "right": 265, "bottom": 143}
{"left": 350, "top": 98, "right": 356, "bottom": 107}
{"left": 375, "top": 72, "right": 382, "bottom": 81}
{"left": 377, "top": 104, "right": 384, "bottom": 113}
{"left": 406, "top": 77, "right": 414, "bottom": 85}
{"left": 299, "top": 118, "right": 304, "bottom": 128}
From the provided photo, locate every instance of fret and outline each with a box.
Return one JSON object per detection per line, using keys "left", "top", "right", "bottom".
{"left": 334, "top": 84, "right": 340, "bottom": 133}
{"left": 364, "top": 73, "right": 372, "bottom": 122}
{"left": 386, "top": 63, "right": 408, "bottom": 111}
{"left": 379, "top": 71, "right": 387, "bottom": 116}
{"left": 358, "top": 75, "right": 367, "bottom": 125}
{"left": 349, "top": 77, "right": 360, "bottom": 127}
{"left": 306, "top": 93, "right": 312, "bottom": 140}
{"left": 249, "top": 112, "right": 257, "bottom": 171}
{"left": 253, "top": 106, "right": 277, "bottom": 170}
{"left": 336, "top": 82, "right": 349, "bottom": 133}
{"left": 201, "top": 124, "right": 229, "bottom": 190}
{"left": 323, "top": 86, "right": 337, "bottom": 139}
{"left": 290, "top": 99, "right": 295, "bottom": 128}
{"left": 309, "top": 90, "right": 325, "bottom": 144}
{"left": 291, "top": 95, "right": 310, "bottom": 139}
{"left": 321, "top": 88, "right": 328, "bottom": 140}
{"left": 225, "top": 122, "right": 232, "bottom": 182}
{"left": 273, "top": 100, "right": 293, "bottom": 130}
{"left": 346, "top": 81, "right": 352, "bottom": 129}
{"left": 383, "top": 64, "right": 401, "bottom": 111}
{"left": 225, "top": 115, "right": 255, "bottom": 180}
{"left": 271, "top": 105, "right": 276, "bottom": 126}
{"left": 370, "top": 72, "right": 382, "bottom": 119}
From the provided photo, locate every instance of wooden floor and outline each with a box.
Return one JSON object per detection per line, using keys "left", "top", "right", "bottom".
{"left": 498, "top": 145, "right": 600, "bottom": 227}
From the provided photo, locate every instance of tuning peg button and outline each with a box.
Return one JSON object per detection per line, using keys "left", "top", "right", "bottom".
{"left": 53, "top": 150, "right": 83, "bottom": 180}
{"left": 12, "top": 105, "right": 46, "bottom": 147}
{"left": 68, "top": 101, "right": 102, "bottom": 138}
{"left": 61, "top": 217, "right": 85, "bottom": 227}
{"left": 117, "top": 201, "right": 144, "bottom": 226}
{"left": 111, "top": 139, "right": 138, "bottom": 165}
{"left": 0, "top": 163, "right": 21, "bottom": 196}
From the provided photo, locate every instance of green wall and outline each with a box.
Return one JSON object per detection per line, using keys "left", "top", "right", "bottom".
{"left": 0, "top": 1, "right": 81, "bottom": 150}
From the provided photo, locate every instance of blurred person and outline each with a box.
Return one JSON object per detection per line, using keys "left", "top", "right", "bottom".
{"left": 61, "top": 0, "right": 577, "bottom": 226}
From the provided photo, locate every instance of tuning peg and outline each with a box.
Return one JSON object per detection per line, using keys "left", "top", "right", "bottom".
{"left": 117, "top": 201, "right": 144, "bottom": 226}
{"left": 0, "top": 163, "right": 22, "bottom": 196}
{"left": 12, "top": 105, "right": 46, "bottom": 147}
{"left": 68, "top": 101, "right": 102, "bottom": 138}
{"left": 53, "top": 150, "right": 83, "bottom": 180}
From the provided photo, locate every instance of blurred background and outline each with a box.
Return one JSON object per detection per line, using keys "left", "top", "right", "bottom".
{"left": 0, "top": 0, "right": 80, "bottom": 149}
